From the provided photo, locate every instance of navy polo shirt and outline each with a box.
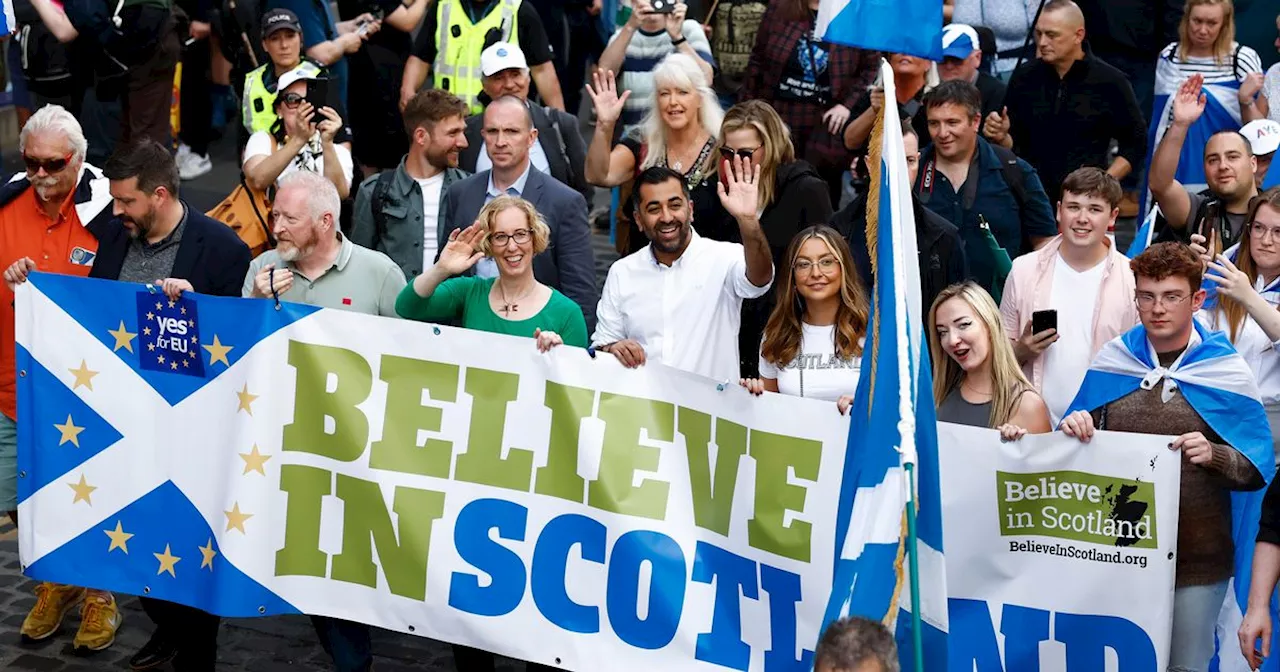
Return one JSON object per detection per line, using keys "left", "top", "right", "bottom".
{"left": 913, "top": 137, "right": 1056, "bottom": 294}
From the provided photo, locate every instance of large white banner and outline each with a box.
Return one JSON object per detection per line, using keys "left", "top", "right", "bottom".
{"left": 939, "top": 423, "right": 1182, "bottom": 671}
{"left": 16, "top": 274, "right": 852, "bottom": 671}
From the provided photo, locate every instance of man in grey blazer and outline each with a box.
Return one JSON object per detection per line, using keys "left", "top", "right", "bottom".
{"left": 439, "top": 96, "right": 598, "bottom": 330}
{"left": 459, "top": 42, "right": 592, "bottom": 204}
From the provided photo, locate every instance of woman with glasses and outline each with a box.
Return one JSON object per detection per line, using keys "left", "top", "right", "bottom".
{"left": 586, "top": 53, "right": 734, "bottom": 253}
{"left": 242, "top": 70, "right": 355, "bottom": 199}
{"left": 1198, "top": 187, "right": 1280, "bottom": 457}
{"left": 740, "top": 226, "right": 867, "bottom": 415}
{"left": 396, "top": 195, "right": 588, "bottom": 350}
{"left": 929, "top": 282, "right": 1050, "bottom": 440}
{"left": 713, "top": 101, "right": 832, "bottom": 376}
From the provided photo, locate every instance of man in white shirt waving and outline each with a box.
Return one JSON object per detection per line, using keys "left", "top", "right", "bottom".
{"left": 593, "top": 159, "right": 774, "bottom": 381}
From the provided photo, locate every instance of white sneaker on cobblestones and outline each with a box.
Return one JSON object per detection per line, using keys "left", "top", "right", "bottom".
{"left": 177, "top": 151, "right": 212, "bottom": 180}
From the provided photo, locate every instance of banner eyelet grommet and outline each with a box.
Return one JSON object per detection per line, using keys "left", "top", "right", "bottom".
{"left": 432, "top": 326, "right": 441, "bottom": 335}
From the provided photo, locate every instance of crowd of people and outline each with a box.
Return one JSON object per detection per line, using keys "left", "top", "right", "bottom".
{"left": 0, "top": 0, "right": 1279, "bottom": 669}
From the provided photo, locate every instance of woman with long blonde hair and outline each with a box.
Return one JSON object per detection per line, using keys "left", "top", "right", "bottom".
{"left": 585, "top": 53, "right": 734, "bottom": 252}
{"left": 713, "top": 101, "right": 833, "bottom": 376}
{"left": 929, "top": 282, "right": 1050, "bottom": 439}
{"left": 741, "top": 225, "right": 868, "bottom": 414}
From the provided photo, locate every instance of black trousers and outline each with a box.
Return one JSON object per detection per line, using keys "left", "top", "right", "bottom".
{"left": 139, "top": 596, "right": 220, "bottom": 671}
{"left": 452, "top": 644, "right": 561, "bottom": 671}
{"left": 179, "top": 38, "right": 213, "bottom": 156}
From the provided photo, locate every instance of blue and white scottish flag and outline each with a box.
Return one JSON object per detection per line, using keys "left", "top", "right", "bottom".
{"left": 1066, "top": 320, "right": 1280, "bottom": 672}
{"left": 15, "top": 272, "right": 860, "bottom": 671}
{"left": 0, "top": 0, "right": 13, "bottom": 35}
{"left": 817, "top": 0, "right": 943, "bottom": 62}
{"left": 823, "top": 60, "right": 948, "bottom": 670}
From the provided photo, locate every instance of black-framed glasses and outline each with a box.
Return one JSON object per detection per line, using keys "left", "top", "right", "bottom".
{"left": 23, "top": 153, "right": 73, "bottom": 174}
{"left": 719, "top": 146, "right": 760, "bottom": 161}
{"left": 279, "top": 92, "right": 305, "bottom": 109}
{"left": 490, "top": 229, "right": 532, "bottom": 247}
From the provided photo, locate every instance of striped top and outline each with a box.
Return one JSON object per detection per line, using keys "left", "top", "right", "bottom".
{"left": 610, "top": 20, "right": 715, "bottom": 128}
{"left": 1265, "top": 64, "right": 1280, "bottom": 123}
{"left": 1157, "top": 42, "right": 1262, "bottom": 85}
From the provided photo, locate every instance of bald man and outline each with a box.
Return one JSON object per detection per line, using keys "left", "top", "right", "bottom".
{"left": 437, "top": 95, "right": 599, "bottom": 330}
{"left": 983, "top": 0, "right": 1147, "bottom": 203}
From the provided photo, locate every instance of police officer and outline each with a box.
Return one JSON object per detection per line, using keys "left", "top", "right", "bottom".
{"left": 241, "top": 9, "right": 351, "bottom": 142}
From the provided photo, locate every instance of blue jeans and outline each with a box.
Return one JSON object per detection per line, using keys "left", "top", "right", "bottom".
{"left": 311, "top": 616, "right": 373, "bottom": 672}
{"left": 1168, "top": 581, "right": 1229, "bottom": 672}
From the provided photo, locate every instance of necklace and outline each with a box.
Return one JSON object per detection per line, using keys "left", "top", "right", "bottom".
{"left": 497, "top": 281, "right": 535, "bottom": 317}
{"left": 961, "top": 378, "right": 993, "bottom": 397}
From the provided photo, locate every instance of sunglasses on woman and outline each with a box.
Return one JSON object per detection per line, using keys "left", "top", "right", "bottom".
{"left": 23, "top": 153, "right": 73, "bottom": 174}
{"left": 719, "top": 146, "right": 760, "bottom": 161}
{"left": 279, "top": 92, "right": 306, "bottom": 109}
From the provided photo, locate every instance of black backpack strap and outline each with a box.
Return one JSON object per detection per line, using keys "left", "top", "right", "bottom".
{"left": 241, "top": 173, "right": 276, "bottom": 248}
{"left": 545, "top": 106, "right": 572, "bottom": 177}
{"left": 990, "top": 144, "right": 1029, "bottom": 213}
{"left": 370, "top": 169, "right": 397, "bottom": 245}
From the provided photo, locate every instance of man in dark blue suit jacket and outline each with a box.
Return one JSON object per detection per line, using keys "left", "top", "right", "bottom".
{"left": 94, "top": 141, "right": 250, "bottom": 671}
{"left": 438, "top": 96, "right": 598, "bottom": 331}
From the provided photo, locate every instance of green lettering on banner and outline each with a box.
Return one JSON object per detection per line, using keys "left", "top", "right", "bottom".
{"left": 330, "top": 474, "right": 446, "bottom": 601}
{"left": 455, "top": 368, "right": 535, "bottom": 491}
{"left": 748, "top": 430, "right": 822, "bottom": 562}
{"left": 534, "top": 381, "right": 596, "bottom": 504}
{"left": 275, "top": 464, "right": 332, "bottom": 578}
{"left": 369, "top": 355, "right": 458, "bottom": 478}
{"left": 678, "top": 408, "right": 746, "bottom": 536}
{"left": 588, "top": 393, "right": 673, "bottom": 521}
{"left": 283, "top": 341, "right": 372, "bottom": 461}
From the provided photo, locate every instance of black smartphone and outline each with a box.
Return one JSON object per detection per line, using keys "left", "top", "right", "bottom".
{"left": 650, "top": 0, "right": 677, "bottom": 13}
{"left": 305, "top": 78, "right": 330, "bottom": 112}
{"left": 1031, "top": 309, "right": 1058, "bottom": 334}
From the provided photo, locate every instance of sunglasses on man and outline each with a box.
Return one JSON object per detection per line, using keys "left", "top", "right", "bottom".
{"left": 23, "top": 153, "right": 74, "bottom": 175}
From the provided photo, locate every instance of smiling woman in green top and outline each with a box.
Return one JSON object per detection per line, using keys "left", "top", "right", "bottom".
{"left": 396, "top": 195, "right": 589, "bottom": 349}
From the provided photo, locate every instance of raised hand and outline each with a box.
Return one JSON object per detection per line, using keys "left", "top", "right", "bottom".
{"left": 1240, "top": 72, "right": 1264, "bottom": 105}
{"left": 1205, "top": 254, "right": 1255, "bottom": 303}
{"left": 1172, "top": 74, "right": 1207, "bottom": 127}
{"left": 436, "top": 224, "right": 486, "bottom": 275}
{"left": 717, "top": 153, "right": 762, "bottom": 223}
{"left": 315, "top": 107, "right": 342, "bottom": 144}
{"left": 586, "top": 69, "right": 631, "bottom": 128}
{"left": 665, "top": 2, "right": 688, "bottom": 38}
{"left": 983, "top": 106, "right": 1010, "bottom": 143}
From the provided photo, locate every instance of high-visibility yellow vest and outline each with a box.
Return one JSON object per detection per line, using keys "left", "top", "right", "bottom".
{"left": 241, "top": 60, "right": 324, "bottom": 135}
{"left": 431, "top": 0, "right": 520, "bottom": 115}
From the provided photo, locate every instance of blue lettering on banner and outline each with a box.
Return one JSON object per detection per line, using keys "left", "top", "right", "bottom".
{"left": 607, "top": 531, "right": 687, "bottom": 650}
{"left": 948, "top": 598, "right": 1157, "bottom": 670}
{"left": 448, "top": 499, "right": 528, "bottom": 617}
{"left": 692, "top": 542, "right": 758, "bottom": 671}
{"left": 136, "top": 291, "right": 205, "bottom": 377}
{"left": 760, "top": 565, "right": 814, "bottom": 671}
{"left": 531, "top": 514, "right": 606, "bottom": 634}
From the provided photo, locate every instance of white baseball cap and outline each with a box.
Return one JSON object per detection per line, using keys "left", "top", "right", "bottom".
{"left": 276, "top": 66, "right": 321, "bottom": 95}
{"left": 480, "top": 42, "right": 529, "bottom": 77}
{"left": 1242, "top": 119, "right": 1280, "bottom": 157}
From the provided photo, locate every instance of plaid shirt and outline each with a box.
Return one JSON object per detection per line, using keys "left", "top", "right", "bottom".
{"left": 742, "top": 3, "right": 879, "bottom": 171}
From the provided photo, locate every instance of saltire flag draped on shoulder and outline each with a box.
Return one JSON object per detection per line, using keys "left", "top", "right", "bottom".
{"left": 1139, "top": 58, "right": 1245, "bottom": 216}
{"left": 1065, "top": 321, "right": 1280, "bottom": 672}
{"left": 822, "top": 59, "right": 948, "bottom": 670}
{"left": 1126, "top": 205, "right": 1161, "bottom": 258}
{"left": 0, "top": 0, "right": 13, "bottom": 35}
{"left": 817, "top": 0, "right": 943, "bottom": 62}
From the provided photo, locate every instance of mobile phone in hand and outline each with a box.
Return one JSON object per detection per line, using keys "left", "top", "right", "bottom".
{"left": 1031, "top": 309, "right": 1057, "bottom": 334}
{"left": 305, "top": 78, "right": 330, "bottom": 113}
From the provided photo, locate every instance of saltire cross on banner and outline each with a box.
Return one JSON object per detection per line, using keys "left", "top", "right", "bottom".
{"left": 817, "top": 0, "right": 943, "bottom": 62}
{"left": 822, "top": 59, "right": 949, "bottom": 671}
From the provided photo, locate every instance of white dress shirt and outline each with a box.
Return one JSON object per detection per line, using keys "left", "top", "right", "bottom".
{"left": 592, "top": 232, "right": 772, "bottom": 381}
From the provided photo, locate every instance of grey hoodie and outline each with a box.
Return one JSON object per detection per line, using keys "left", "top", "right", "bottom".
{"left": 952, "top": 0, "right": 1039, "bottom": 74}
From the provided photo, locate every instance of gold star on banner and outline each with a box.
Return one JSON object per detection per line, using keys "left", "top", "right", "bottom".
{"left": 69, "top": 474, "right": 96, "bottom": 504}
{"left": 236, "top": 384, "right": 258, "bottom": 415}
{"left": 224, "top": 502, "right": 253, "bottom": 533}
{"left": 54, "top": 414, "right": 85, "bottom": 447}
{"left": 154, "top": 544, "right": 180, "bottom": 577}
{"left": 182, "top": 360, "right": 189, "bottom": 369}
{"left": 146, "top": 312, "right": 155, "bottom": 321}
{"left": 239, "top": 445, "right": 271, "bottom": 476}
{"left": 142, "top": 326, "right": 152, "bottom": 336}
{"left": 67, "top": 360, "right": 98, "bottom": 391}
{"left": 180, "top": 306, "right": 187, "bottom": 315}
{"left": 147, "top": 343, "right": 156, "bottom": 352}
{"left": 198, "top": 538, "right": 217, "bottom": 570}
{"left": 157, "top": 354, "right": 165, "bottom": 365}
{"left": 191, "top": 335, "right": 198, "bottom": 344}
{"left": 108, "top": 321, "right": 136, "bottom": 353}
{"left": 104, "top": 521, "right": 133, "bottom": 554}
{"left": 169, "top": 361, "right": 177, "bottom": 371}
{"left": 168, "top": 300, "right": 176, "bottom": 309}
{"left": 203, "top": 335, "right": 233, "bottom": 367}
{"left": 154, "top": 301, "right": 162, "bottom": 311}
{"left": 188, "top": 350, "right": 196, "bottom": 359}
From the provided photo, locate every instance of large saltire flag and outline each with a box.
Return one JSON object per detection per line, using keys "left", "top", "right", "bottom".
{"left": 817, "top": 0, "right": 943, "bottom": 62}
{"left": 822, "top": 60, "right": 948, "bottom": 670}
{"left": 14, "top": 272, "right": 318, "bottom": 615}
{"left": 1139, "top": 61, "right": 1245, "bottom": 217}
{"left": 1066, "top": 320, "right": 1280, "bottom": 672}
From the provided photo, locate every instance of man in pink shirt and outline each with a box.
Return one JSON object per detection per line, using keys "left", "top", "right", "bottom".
{"left": 1000, "top": 167, "right": 1139, "bottom": 425}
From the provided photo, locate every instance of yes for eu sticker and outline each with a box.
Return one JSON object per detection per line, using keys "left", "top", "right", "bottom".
{"left": 136, "top": 292, "right": 205, "bottom": 378}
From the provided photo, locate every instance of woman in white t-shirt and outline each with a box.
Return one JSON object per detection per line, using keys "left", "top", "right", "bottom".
{"left": 243, "top": 70, "right": 355, "bottom": 199}
{"left": 740, "top": 225, "right": 867, "bottom": 414}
